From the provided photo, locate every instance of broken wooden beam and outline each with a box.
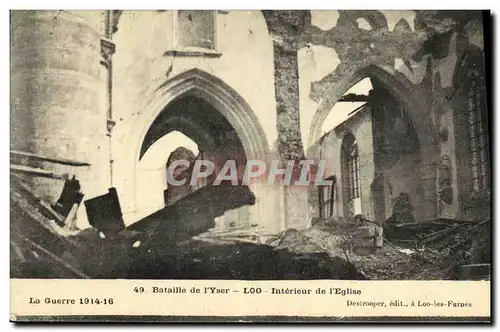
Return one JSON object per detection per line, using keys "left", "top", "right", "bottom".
{"left": 11, "top": 176, "right": 66, "bottom": 226}
{"left": 129, "top": 184, "right": 256, "bottom": 246}
{"left": 52, "top": 176, "right": 84, "bottom": 217}
{"left": 338, "top": 93, "right": 370, "bottom": 102}
{"left": 347, "top": 103, "right": 369, "bottom": 116}
{"left": 10, "top": 164, "right": 66, "bottom": 180}
{"left": 84, "top": 188, "right": 125, "bottom": 237}
{"left": 10, "top": 150, "right": 91, "bottom": 167}
{"left": 19, "top": 235, "right": 90, "bottom": 279}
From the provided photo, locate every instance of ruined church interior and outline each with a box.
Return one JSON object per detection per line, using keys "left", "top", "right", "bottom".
{"left": 10, "top": 10, "right": 491, "bottom": 280}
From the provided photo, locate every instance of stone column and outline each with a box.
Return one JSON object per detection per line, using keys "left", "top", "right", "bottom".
{"left": 11, "top": 11, "right": 109, "bottom": 227}
{"left": 420, "top": 144, "right": 439, "bottom": 221}
{"left": 101, "top": 29, "right": 116, "bottom": 187}
{"left": 284, "top": 183, "right": 310, "bottom": 230}
{"left": 262, "top": 11, "right": 311, "bottom": 230}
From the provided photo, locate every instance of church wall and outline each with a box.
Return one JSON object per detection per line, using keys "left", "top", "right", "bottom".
{"left": 11, "top": 10, "right": 489, "bottom": 233}
{"left": 311, "top": 107, "right": 375, "bottom": 221}
{"left": 109, "top": 10, "right": 278, "bottom": 225}
{"left": 304, "top": 11, "right": 488, "bottom": 224}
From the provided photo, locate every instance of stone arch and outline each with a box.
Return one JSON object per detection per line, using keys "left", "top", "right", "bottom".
{"left": 308, "top": 64, "right": 428, "bottom": 150}
{"left": 451, "top": 48, "right": 485, "bottom": 88}
{"left": 116, "top": 68, "right": 271, "bottom": 225}
{"left": 309, "top": 64, "right": 436, "bottom": 221}
{"left": 139, "top": 115, "right": 215, "bottom": 155}
{"left": 132, "top": 68, "right": 269, "bottom": 163}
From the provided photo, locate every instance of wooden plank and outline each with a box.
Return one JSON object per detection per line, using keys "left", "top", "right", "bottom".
{"left": 84, "top": 188, "right": 125, "bottom": 236}
{"left": 128, "top": 185, "right": 256, "bottom": 248}
{"left": 338, "top": 93, "right": 370, "bottom": 102}
{"left": 11, "top": 176, "right": 67, "bottom": 225}
{"left": 10, "top": 164, "right": 65, "bottom": 180}
{"left": 20, "top": 236, "right": 90, "bottom": 279}
{"left": 10, "top": 150, "right": 91, "bottom": 167}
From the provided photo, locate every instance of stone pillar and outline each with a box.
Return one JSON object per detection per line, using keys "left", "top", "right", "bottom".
{"left": 11, "top": 11, "right": 109, "bottom": 227}
{"left": 101, "top": 10, "right": 117, "bottom": 187}
{"left": 284, "top": 184, "right": 310, "bottom": 230}
{"left": 358, "top": 117, "right": 375, "bottom": 221}
{"left": 420, "top": 158, "right": 438, "bottom": 221}
{"left": 262, "top": 11, "right": 311, "bottom": 231}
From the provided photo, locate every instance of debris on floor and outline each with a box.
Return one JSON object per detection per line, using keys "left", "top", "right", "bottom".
{"left": 268, "top": 216, "right": 489, "bottom": 280}
{"left": 9, "top": 150, "right": 490, "bottom": 281}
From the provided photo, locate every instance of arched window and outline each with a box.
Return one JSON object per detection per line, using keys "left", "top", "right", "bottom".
{"left": 342, "top": 132, "right": 361, "bottom": 216}
{"left": 463, "top": 54, "right": 490, "bottom": 193}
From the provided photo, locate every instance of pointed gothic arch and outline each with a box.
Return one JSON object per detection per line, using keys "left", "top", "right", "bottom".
{"left": 308, "top": 64, "right": 429, "bottom": 150}
{"left": 131, "top": 68, "right": 270, "bottom": 163}
{"left": 115, "top": 68, "right": 271, "bottom": 225}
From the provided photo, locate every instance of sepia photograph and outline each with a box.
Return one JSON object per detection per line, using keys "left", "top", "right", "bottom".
{"left": 9, "top": 8, "right": 492, "bottom": 322}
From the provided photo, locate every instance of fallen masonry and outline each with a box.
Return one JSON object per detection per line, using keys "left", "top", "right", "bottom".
{"left": 10, "top": 151, "right": 490, "bottom": 281}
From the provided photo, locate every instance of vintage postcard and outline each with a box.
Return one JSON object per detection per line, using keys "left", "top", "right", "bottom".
{"left": 10, "top": 9, "right": 491, "bottom": 323}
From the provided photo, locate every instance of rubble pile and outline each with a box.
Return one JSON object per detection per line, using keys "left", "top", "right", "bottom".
{"left": 384, "top": 218, "right": 491, "bottom": 267}
{"left": 273, "top": 217, "right": 382, "bottom": 255}
{"left": 10, "top": 176, "right": 89, "bottom": 279}
{"left": 269, "top": 217, "right": 452, "bottom": 280}
{"left": 10, "top": 150, "right": 489, "bottom": 281}
{"left": 348, "top": 243, "right": 451, "bottom": 280}
{"left": 383, "top": 189, "right": 491, "bottom": 272}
